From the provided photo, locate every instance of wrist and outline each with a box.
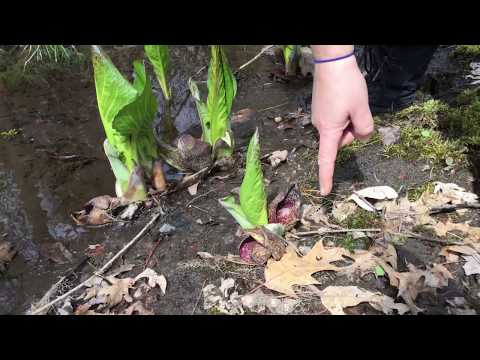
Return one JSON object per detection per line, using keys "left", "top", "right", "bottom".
{"left": 311, "top": 45, "right": 354, "bottom": 60}
{"left": 314, "top": 55, "right": 359, "bottom": 76}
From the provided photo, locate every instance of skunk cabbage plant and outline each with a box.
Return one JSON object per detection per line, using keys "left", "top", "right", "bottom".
{"left": 189, "top": 45, "right": 237, "bottom": 160}
{"left": 219, "top": 128, "right": 268, "bottom": 229}
{"left": 144, "top": 45, "right": 177, "bottom": 143}
{"left": 92, "top": 45, "right": 161, "bottom": 201}
{"left": 281, "top": 45, "right": 300, "bottom": 76}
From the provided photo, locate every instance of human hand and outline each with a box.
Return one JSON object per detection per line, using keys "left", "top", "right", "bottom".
{"left": 311, "top": 54, "right": 374, "bottom": 195}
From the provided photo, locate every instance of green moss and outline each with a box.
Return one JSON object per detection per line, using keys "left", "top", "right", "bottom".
{"left": 395, "top": 99, "right": 449, "bottom": 128}
{"left": 452, "top": 45, "right": 480, "bottom": 59}
{"left": 443, "top": 89, "right": 480, "bottom": 146}
{"left": 341, "top": 208, "right": 380, "bottom": 229}
{"left": 208, "top": 307, "right": 224, "bottom": 315}
{"left": 337, "top": 146, "right": 356, "bottom": 164}
{"left": 384, "top": 125, "right": 467, "bottom": 166}
{"left": 0, "top": 128, "right": 21, "bottom": 139}
{"left": 407, "top": 181, "right": 434, "bottom": 202}
{"left": 335, "top": 234, "right": 370, "bottom": 252}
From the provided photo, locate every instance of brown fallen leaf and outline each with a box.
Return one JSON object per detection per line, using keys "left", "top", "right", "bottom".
{"left": 97, "top": 276, "right": 135, "bottom": 308}
{"left": 441, "top": 245, "right": 480, "bottom": 275}
{"left": 123, "top": 301, "right": 154, "bottom": 315}
{"left": 301, "top": 204, "right": 335, "bottom": 228}
{"left": 268, "top": 150, "right": 288, "bottom": 168}
{"left": 433, "top": 182, "right": 478, "bottom": 205}
{"left": 377, "top": 260, "right": 452, "bottom": 314}
{"left": 241, "top": 289, "right": 299, "bottom": 314}
{"left": 320, "top": 286, "right": 409, "bottom": 315}
{"left": 71, "top": 195, "right": 125, "bottom": 226}
{"left": 0, "top": 241, "right": 17, "bottom": 271}
{"left": 434, "top": 221, "right": 480, "bottom": 249}
{"left": 134, "top": 268, "right": 167, "bottom": 295}
{"left": 331, "top": 201, "right": 357, "bottom": 223}
{"left": 264, "top": 241, "right": 350, "bottom": 297}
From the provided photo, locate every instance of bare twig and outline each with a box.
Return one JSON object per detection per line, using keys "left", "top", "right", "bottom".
{"left": 258, "top": 101, "right": 290, "bottom": 113}
{"left": 191, "top": 279, "right": 207, "bottom": 315}
{"left": 144, "top": 237, "right": 163, "bottom": 270}
{"left": 235, "top": 45, "right": 275, "bottom": 74}
{"left": 429, "top": 202, "right": 480, "bottom": 215}
{"left": 186, "top": 189, "right": 215, "bottom": 207}
{"left": 30, "top": 213, "right": 161, "bottom": 315}
{"left": 390, "top": 231, "right": 463, "bottom": 246}
{"left": 295, "top": 228, "right": 382, "bottom": 236}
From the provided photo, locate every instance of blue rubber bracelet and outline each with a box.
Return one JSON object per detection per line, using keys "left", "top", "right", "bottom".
{"left": 313, "top": 51, "right": 355, "bottom": 64}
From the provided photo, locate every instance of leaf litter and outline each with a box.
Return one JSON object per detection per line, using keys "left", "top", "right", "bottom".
{"left": 74, "top": 267, "right": 166, "bottom": 315}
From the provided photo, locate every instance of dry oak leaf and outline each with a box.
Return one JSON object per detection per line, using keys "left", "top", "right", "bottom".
{"left": 97, "top": 276, "right": 135, "bottom": 308}
{"left": 331, "top": 201, "right": 357, "bottom": 223}
{"left": 123, "top": 301, "right": 154, "bottom": 315}
{"left": 134, "top": 268, "right": 167, "bottom": 295}
{"left": 320, "top": 286, "right": 409, "bottom": 315}
{"left": 440, "top": 245, "right": 480, "bottom": 276}
{"left": 264, "top": 241, "right": 350, "bottom": 297}
{"left": 0, "top": 241, "right": 17, "bottom": 271}
{"left": 377, "top": 260, "right": 452, "bottom": 314}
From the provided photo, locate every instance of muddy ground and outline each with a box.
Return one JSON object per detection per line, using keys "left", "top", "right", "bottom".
{"left": 1, "top": 45, "right": 479, "bottom": 315}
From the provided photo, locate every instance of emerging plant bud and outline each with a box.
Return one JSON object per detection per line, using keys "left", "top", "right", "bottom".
{"left": 268, "top": 184, "right": 301, "bottom": 229}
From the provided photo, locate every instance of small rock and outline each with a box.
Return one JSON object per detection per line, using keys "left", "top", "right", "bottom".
{"left": 196, "top": 219, "right": 203, "bottom": 225}
{"left": 300, "top": 115, "right": 311, "bottom": 127}
{"left": 119, "top": 203, "right": 140, "bottom": 220}
{"left": 159, "top": 223, "right": 176, "bottom": 234}
{"left": 378, "top": 126, "right": 401, "bottom": 146}
{"left": 274, "top": 116, "right": 283, "bottom": 123}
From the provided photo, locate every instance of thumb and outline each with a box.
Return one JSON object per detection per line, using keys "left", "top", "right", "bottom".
{"left": 318, "top": 129, "right": 343, "bottom": 196}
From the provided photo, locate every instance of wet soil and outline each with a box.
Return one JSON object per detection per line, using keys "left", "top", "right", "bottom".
{"left": 1, "top": 45, "right": 479, "bottom": 315}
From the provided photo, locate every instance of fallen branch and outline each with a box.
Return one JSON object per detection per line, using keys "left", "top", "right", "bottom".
{"left": 30, "top": 212, "right": 161, "bottom": 315}
{"left": 393, "top": 231, "right": 464, "bottom": 246}
{"left": 429, "top": 202, "right": 480, "bottom": 215}
{"left": 295, "top": 228, "right": 382, "bottom": 237}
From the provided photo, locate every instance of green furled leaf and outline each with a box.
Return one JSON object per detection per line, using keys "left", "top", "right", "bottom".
{"left": 375, "top": 265, "right": 385, "bottom": 277}
{"left": 239, "top": 128, "right": 268, "bottom": 226}
{"left": 103, "top": 139, "right": 130, "bottom": 197}
{"left": 207, "top": 45, "right": 237, "bottom": 156}
{"left": 112, "top": 60, "right": 158, "bottom": 171}
{"left": 144, "top": 45, "right": 171, "bottom": 101}
{"left": 218, "top": 196, "right": 255, "bottom": 229}
{"left": 189, "top": 78, "right": 211, "bottom": 144}
{"left": 281, "top": 45, "right": 299, "bottom": 75}
{"left": 92, "top": 45, "right": 138, "bottom": 161}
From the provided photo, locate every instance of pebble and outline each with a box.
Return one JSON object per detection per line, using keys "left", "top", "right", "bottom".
{"left": 159, "top": 223, "right": 176, "bottom": 234}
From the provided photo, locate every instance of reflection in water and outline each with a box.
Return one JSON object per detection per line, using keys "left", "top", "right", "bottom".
{"left": 0, "top": 169, "right": 37, "bottom": 263}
